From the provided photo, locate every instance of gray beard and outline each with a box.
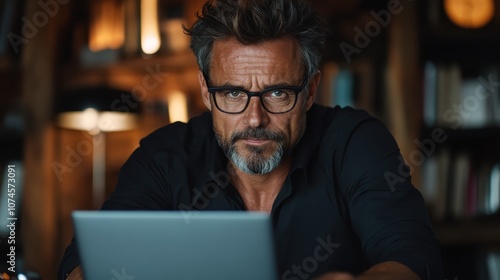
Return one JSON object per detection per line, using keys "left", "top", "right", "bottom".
{"left": 213, "top": 98, "right": 308, "bottom": 175}
{"left": 215, "top": 127, "right": 286, "bottom": 175}
{"left": 228, "top": 141, "right": 284, "bottom": 175}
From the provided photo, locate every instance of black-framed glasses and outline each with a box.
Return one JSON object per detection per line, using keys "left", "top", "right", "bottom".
{"left": 205, "top": 76, "right": 308, "bottom": 114}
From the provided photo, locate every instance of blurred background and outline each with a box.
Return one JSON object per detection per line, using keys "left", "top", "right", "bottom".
{"left": 0, "top": 0, "right": 499, "bottom": 279}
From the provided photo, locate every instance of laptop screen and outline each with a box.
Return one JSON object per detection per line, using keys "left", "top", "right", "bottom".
{"left": 73, "top": 211, "right": 278, "bottom": 280}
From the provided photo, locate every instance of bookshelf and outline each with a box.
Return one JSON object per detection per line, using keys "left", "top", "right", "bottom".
{"left": 435, "top": 218, "right": 500, "bottom": 246}
{"left": 419, "top": 0, "right": 500, "bottom": 279}
{"left": 317, "top": 1, "right": 500, "bottom": 278}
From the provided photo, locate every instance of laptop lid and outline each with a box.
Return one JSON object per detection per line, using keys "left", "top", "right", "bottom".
{"left": 72, "top": 211, "right": 278, "bottom": 280}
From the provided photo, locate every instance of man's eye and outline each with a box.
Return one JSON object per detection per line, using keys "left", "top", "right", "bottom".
{"left": 271, "top": 90, "right": 284, "bottom": 97}
{"left": 225, "top": 91, "right": 244, "bottom": 98}
{"left": 269, "top": 90, "right": 289, "bottom": 98}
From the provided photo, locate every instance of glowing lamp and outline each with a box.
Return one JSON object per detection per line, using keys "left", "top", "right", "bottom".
{"left": 444, "top": 0, "right": 495, "bottom": 29}
{"left": 55, "top": 87, "right": 140, "bottom": 209}
{"left": 141, "top": 0, "right": 161, "bottom": 54}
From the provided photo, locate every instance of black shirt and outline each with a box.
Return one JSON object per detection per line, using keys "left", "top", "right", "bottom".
{"left": 59, "top": 104, "right": 444, "bottom": 279}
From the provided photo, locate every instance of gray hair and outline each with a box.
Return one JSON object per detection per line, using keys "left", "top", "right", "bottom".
{"left": 184, "top": 0, "right": 326, "bottom": 82}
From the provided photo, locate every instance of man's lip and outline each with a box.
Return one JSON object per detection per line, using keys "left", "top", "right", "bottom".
{"left": 241, "top": 138, "right": 270, "bottom": 145}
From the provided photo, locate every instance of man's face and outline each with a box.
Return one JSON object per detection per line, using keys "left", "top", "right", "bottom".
{"left": 198, "top": 37, "right": 319, "bottom": 175}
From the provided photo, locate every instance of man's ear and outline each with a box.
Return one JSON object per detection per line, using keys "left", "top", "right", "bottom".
{"left": 198, "top": 69, "right": 212, "bottom": 111}
{"left": 305, "top": 71, "right": 321, "bottom": 110}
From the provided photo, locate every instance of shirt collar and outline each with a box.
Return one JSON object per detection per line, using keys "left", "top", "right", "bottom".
{"left": 198, "top": 113, "right": 230, "bottom": 187}
{"left": 289, "top": 104, "right": 326, "bottom": 180}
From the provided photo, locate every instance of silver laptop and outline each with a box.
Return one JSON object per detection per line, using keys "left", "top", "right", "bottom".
{"left": 72, "top": 211, "right": 277, "bottom": 280}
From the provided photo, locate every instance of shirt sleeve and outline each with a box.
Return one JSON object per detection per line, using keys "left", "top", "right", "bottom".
{"left": 339, "top": 118, "right": 444, "bottom": 280}
{"left": 101, "top": 145, "right": 171, "bottom": 210}
{"left": 58, "top": 144, "right": 171, "bottom": 279}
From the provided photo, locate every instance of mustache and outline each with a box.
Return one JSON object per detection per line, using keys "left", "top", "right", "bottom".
{"left": 231, "top": 128, "right": 285, "bottom": 143}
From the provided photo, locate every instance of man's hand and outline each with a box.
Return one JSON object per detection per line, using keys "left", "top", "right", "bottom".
{"left": 314, "top": 261, "right": 420, "bottom": 280}
{"left": 314, "top": 272, "right": 355, "bottom": 280}
{"left": 66, "top": 265, "right": 83, "bottom": 280}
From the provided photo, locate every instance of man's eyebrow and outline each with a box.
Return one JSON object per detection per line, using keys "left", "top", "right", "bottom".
{"left": 218, "top": 82, "right": 245, "bottom": 88}
{"left": 216, "top": 81, "right": 300, "bottom": 89}
{"left": 264, "top": 81, "right": 298, "bottom": 88}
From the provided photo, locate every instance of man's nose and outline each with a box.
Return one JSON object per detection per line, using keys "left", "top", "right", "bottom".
{"left": 243, "top": 97, "right": 269, "bottom": 128}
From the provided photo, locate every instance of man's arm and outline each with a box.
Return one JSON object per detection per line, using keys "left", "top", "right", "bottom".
{"left": 334, "top": 117, "right": 443, "bottom": 279}
{"left": 315, "top": 261, "right": 420, "bottom": 280}
{"left": 58, "top": 144, "right": 171, "bottom": 279}
{"left": 65, "top": 265, "right": 83, "bottom": 280}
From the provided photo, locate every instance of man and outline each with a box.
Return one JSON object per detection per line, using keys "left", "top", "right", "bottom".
{"left": 59, "top": 0, "right": 444, "bottom": 279}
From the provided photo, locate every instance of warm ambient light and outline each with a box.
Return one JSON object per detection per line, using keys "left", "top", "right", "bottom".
{"left": 141, "top": 0, "right": 161, "bottom": 54}
{"left": 57, "top": 108, "right": 139, "bottom": 133}
{"left": 55, "top": 87, "right": 140, "bottom": 209}
{"left": 167, "top": 91, "right": 188, "bottom": 123}
{"left": 444, "top": 0, "right": 495, "bottom": 29}
{"left": 89, "top": 0, "right": 125, "bottom": 51}
{"left": 162, "top": 18, "right": 190, "bottom": 52}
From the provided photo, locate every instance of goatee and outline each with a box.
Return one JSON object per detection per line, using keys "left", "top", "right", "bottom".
{"left": 215, "top": 127, "right": 286, "bottom": 175}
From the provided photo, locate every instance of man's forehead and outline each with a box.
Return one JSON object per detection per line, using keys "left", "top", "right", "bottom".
{"left": 213, "top": 37, "right": 299, "bottom": 59}
{"left": 210, "top": 37, "right": 303, "bottom": 81}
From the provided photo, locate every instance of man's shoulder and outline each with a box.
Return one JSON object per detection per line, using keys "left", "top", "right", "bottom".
{"left": 298, "top": 104, "right": 379, "bottom": 166}
{"left": 139, "top": 112, "right": 213, "bottom": 152}
{"left": 309, "top": 104, "right": 374, "bottom": 133}
{"left": 309, "top": 104, "right": 385, "bottom": 162}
